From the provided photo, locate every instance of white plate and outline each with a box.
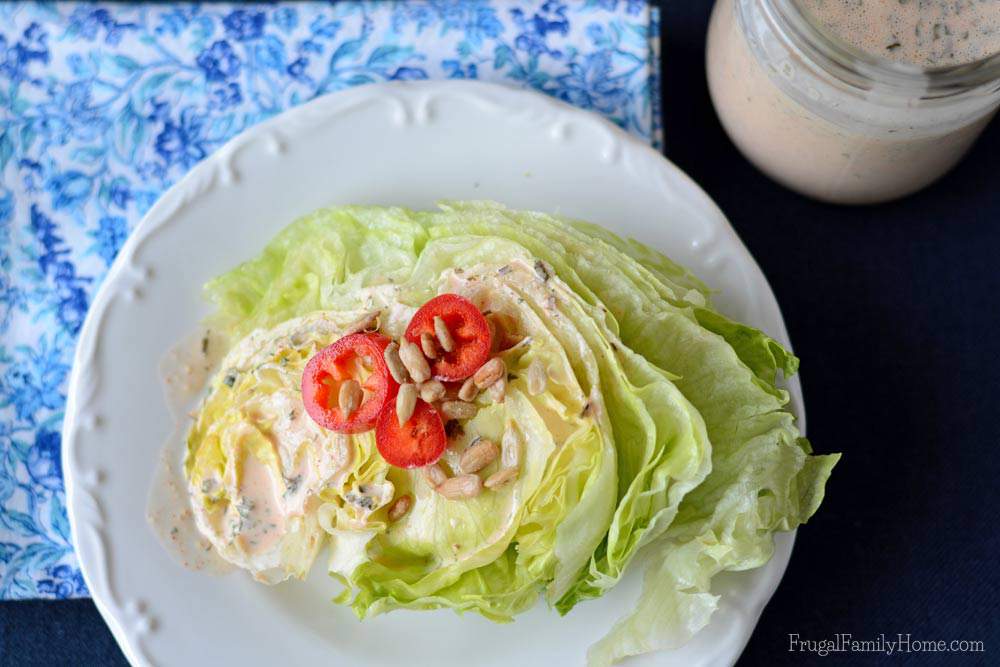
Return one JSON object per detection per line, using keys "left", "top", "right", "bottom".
{"left": 63, "top": 81, "right": 802, "bottom": 667}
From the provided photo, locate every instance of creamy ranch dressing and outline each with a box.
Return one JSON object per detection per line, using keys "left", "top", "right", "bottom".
{"left": 801, "top": 0, "right": 1000, "bottom": 67}
{"left": 191, "top": 312, "right": 370, "bottom": 582}
{"left": 232, "top": 453, "right": 286, "bottom": 555}
{"left": 153, "top": 298, "right": 430, "bottom": 585}
{"left": 147, "top": 328, "right": 233, "bottom": 574}
{"left": 148, "top": 315, "right": 359, "bottom": 580}
{"left": 159, "top": 327, "right": 229, "bottom": 421}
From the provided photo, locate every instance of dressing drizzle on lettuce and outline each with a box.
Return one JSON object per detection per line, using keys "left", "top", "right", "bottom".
{"left": 193, "top": 201, "right": 838, "bottom": 665}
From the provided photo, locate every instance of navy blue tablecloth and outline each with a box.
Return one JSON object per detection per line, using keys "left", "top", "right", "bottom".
{"left": 3, "top": 2, "right": 999, "bottom": 665}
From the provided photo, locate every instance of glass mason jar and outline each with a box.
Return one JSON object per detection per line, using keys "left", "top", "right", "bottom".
{"left": 706, "top": 0, "right": 1000, "bottom": 204}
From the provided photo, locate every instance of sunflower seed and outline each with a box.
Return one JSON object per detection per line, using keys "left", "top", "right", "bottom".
{"left": 527, "top": 359, "right": 547, "bottom": 395}
{"left": 396, "top": 383, "right": 417, "bottom": 425}
{"left": 399, "top": 340, "right": 431, "bottom": 384}
{"left": 486, "top": 374, "right": 506, "bottom": 403}
{"left": 422, "top": 464, "right": 448, "bottom": 487}
{"left": 459, "top": 438, "right": 498, "bottom": 473}
{"left": 383, "top": 343, "right": 409, "bottom": 383}
{"left": 484, "top": 468, "right": 519, "bottom": 489}
{"left": 458, "top": 377, "right": 479, "bottom": 402}
{"left": 420, "top": 332, "right": 439, "bottom": 359}
{"left": 474, "top": 357, "right": 506, "bottom": 390}
{"left": 388, "top": 494, "right": 412, "bottom": 521}
{"left": 441, "top": 400, "right": 477, "bottom": 420}
{"left": 419, "top": 380, "right": 446, "bottom": 403}
{"left": 339, "top": 380, "right": 363, "bottom": 416}
{"left": 435, "top": 474, "right": 482, "bottom": 500}
{"left": 501, "top": 425, "right": 522, "bottom": 468}
{"left": 433, "top": 316, "right": 454, "bottom": 352}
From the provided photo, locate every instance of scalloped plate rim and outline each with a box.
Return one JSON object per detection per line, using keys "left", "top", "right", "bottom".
{"left": 63, "top": 80, "right": 802, "bottom": 667}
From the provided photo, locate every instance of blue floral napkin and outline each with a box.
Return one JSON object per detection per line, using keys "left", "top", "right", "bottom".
{"left": 0, "top": 1, "right": 661, "bottom": 599}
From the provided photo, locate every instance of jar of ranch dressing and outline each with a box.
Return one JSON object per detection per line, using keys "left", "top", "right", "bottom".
{"left": 707, "top": 0, "right": 1000, "bottom": 204}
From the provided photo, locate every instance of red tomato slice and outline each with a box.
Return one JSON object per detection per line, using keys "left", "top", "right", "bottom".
{"left": 375, "top": 400, "right": 446, "bottom": 468}
{"left": 404, "top": 294, "right": 491, "bottom": 381}
{"left": 301, "top": 333, "right": 398, "bottom": 433}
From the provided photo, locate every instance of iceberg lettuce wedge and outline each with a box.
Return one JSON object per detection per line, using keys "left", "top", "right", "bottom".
{"left": 194, "top": 201, "right": 838, "bottom": 665}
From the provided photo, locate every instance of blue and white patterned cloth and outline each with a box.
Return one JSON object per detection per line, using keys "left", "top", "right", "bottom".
{"left": 0, "top": 1, "right": 661, "bottom": 599}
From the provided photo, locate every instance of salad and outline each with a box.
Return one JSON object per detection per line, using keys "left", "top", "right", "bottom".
{"left": 182, "top": 201, "right": 838, "bottom": 664}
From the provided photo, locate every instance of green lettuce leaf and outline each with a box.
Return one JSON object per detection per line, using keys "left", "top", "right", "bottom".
{"left": 414, "top": 203, "right": 838, "bottom": 663}
{"left": 199, "top": 201, "right": 838, "bottom": 665}
{"left": 409, "top": 225, "right": 713, "bottom": 607}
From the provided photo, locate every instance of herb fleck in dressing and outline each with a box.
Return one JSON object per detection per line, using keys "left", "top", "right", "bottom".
{"left": 801, "top": 0, "right": 1000, "bottom": 67}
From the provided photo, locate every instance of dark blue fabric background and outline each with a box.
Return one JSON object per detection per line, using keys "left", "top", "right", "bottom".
{"left": 2, "top": 2, "right": 999, "bottom": 664}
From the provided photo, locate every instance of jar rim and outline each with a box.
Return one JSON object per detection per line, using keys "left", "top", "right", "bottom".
{"left": 769, "top": 0, "right": 1000, "bottom": 97}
